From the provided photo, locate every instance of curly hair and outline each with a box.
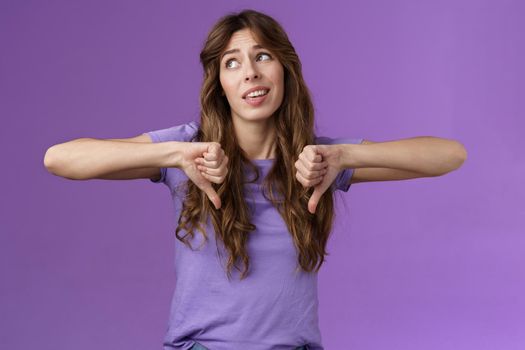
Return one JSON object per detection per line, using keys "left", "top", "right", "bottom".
{"left": 175, "top": 9, "right": 338, "bottom": 280}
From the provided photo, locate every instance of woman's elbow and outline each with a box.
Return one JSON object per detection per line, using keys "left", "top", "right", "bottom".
{"left": 43, "top": 145, "right": 59, "bottom": 174}
{"left": 450, "top": 141, "right": 468, "bottom": 172}
{"left": 43, "top": 144, "right": 78, "bottom": 179}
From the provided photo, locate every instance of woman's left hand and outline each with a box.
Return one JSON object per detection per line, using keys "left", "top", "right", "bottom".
{"left": 295, "top": 144, "right": 344, "bottom": 214}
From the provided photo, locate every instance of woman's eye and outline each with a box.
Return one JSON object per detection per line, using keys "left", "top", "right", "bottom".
{"left": 225, "top": 53, "right": 271, "bottom": 69}
{"left": 225, "top": 59, "right": 239, "bottom": 69}
{"left": 257, "top": 53, "right": 271, "bottom": 61}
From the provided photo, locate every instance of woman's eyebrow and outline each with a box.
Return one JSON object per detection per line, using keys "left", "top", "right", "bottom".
{"left": 221, "top": 44, "right": 265, "bottom": 60}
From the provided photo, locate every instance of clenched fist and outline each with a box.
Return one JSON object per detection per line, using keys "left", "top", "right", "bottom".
{"left": 179, "top": 142, "right": 228, "bottom": 210}
{"left": 295, "top": 144, "right": 344, "bottom": 214}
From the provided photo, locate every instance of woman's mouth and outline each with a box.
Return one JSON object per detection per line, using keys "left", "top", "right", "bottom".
{"left": 243, "top": 89, "right": 269, "bottom": 107}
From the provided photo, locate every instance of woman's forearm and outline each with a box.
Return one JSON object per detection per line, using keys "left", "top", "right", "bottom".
{"left": 43, "top": 138, "right": 184, "bottom": 180}
{"left": 339, "top": 137, "right": 467, "bottom": 176}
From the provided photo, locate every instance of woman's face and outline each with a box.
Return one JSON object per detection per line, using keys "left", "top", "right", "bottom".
{"left": 219, "top": 28, "right": 284, "bottom": 125}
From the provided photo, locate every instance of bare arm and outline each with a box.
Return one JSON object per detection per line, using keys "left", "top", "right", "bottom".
{"left": 339, "top": 137, "right": 467, "bottom": 183}
{"left": 43, "top": 133, "right": 184, "bottom": 180}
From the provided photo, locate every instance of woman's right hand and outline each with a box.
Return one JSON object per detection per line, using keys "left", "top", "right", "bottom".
{"left": 178, "top": 142, "right": 228, "bottom": 210}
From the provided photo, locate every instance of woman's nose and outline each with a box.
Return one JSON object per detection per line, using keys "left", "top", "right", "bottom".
{"left": 244, "top": 61, "right": 260, "bottom": 81}
{"left": 245, "top": 73, "right": 259, "bottom": 81}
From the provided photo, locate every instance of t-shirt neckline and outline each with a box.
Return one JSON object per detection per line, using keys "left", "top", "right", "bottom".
{"left": 251, "top": 158, "right": 275, "bottom": 162}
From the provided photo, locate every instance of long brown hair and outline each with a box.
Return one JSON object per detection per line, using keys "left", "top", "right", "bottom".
{"left": 175, "top": 9, "right": 337, "bottom": 280}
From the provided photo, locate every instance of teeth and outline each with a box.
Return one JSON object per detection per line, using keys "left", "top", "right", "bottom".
{"left": 246, "top": 89, "right": 269, "bottom": 98}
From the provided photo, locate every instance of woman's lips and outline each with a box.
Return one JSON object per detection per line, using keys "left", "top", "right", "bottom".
{"left": 244, "top": 93, "right": 268, "bottom": 107}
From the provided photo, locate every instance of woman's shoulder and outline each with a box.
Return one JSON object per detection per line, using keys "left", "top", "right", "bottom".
{"left": 314, "top": 135, "right": 364, "bottom": 145}
{"left": 144, "top": 120, "right": 200, "bottom": 143}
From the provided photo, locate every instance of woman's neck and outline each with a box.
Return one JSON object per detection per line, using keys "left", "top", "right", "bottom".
{"left": 233, "top": 117, "right": 276, "bottom": 160}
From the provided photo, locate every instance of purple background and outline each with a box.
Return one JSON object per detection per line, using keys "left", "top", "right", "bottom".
{"left": 1, "top": 0, "right": 524, "bottom": 349}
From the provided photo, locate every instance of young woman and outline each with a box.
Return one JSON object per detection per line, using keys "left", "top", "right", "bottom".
{"left": 43, "top": 9, "right": 467, "bottom": 350}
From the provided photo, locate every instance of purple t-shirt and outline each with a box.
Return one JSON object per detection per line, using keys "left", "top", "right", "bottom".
{"left": 145, "top": 121, "right": 363, "bottom": 350}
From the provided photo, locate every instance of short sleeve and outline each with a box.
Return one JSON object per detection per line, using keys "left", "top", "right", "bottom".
{"left": 315, "top": 136, "right": 364, "bottom": 192}
{"left": 143, "top": 121, "right": 199, "bottom": 186}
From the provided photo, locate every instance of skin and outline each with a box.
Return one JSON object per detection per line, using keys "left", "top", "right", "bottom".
{"left": 219, "top": 28, "right": 284, "bottom": 160}
{"left": 185, "top": 142, "right": 228, "bottom": 210}
{"left": 215, "top": 27, "right": 334, "bottom": 214}
{"left": 181, "top": 28, "right": 286, "bottom": 210}
{"left": 179, "top": 28, "right": 468, "bottom": 214}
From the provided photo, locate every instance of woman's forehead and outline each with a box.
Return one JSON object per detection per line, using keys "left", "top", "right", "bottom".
{"left": 224, "top": 28, "right": 262, "bottom": 51}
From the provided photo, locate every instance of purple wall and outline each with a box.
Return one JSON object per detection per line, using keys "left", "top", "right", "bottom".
{"left": 1, "top": 0, "right": 523, "bottom": 349}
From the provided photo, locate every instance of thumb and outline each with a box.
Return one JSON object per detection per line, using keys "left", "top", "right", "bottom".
{"left": 308, "top": 187, "right": 323, "bottom": 214}
{"left": 201, "top": 182, "right": 221, "bottom": 210}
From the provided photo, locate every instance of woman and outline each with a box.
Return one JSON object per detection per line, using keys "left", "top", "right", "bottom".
{"left": 43, "top": 9, "right": 467, "bottom": 350}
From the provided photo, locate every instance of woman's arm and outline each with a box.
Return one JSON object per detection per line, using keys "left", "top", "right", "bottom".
{"left": 43, "top": 134, "right": 184, "bottom": 181}
{"left": 340, "top": 137, "right": 467, "bottom": 182}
